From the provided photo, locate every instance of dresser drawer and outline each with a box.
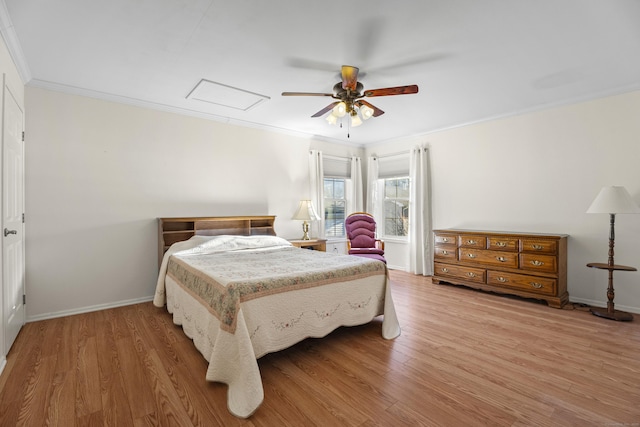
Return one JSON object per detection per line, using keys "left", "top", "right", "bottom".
{"left": 487, "top": 271, "right": 556, "bottom": 296}
{"left": 487, "top": 237, "right": 518, "bottom": 252}
{"left": 434, "top": 233, "right": 457, "bottom": 246}
{"left": 520, "top": 253, "right": 557, "bottom": 273}
{"left": 434, "top": 262, "right": 485, "bottom": 284}
{"left": 458, "top": 235, "right": 486, "bottom": 248}
{"left": 520, "top": 239, "right": 557, "bottom": 254}
{"left": 434, "top": 246, "right": 457, "bottom": 260}
{"left": 459, "top": 248, "right": 519, "bottom": 269}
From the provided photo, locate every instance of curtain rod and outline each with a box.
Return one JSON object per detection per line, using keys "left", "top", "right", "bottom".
{"left": 322, "top": 154, "right": 356, "bottom": 161}
{"left": 371, "top": 150, "right": 409, "bottom": 159}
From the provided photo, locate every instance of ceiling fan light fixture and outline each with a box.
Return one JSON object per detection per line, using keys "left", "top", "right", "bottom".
{"left": 282, "top": 65, "right": 417, "bottom": 133}
{"left": 326, "top": 113, "right": 338, "bottom": 125}
{"left": 333, "top": 102, "right": 347, "bottom": 117}
{"left": 360, "top": 104, "right": 374, "bottom": 120}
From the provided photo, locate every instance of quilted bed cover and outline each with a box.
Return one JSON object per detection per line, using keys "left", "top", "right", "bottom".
{"left": 153, "top": 235, "right": 400, "bottom": 418}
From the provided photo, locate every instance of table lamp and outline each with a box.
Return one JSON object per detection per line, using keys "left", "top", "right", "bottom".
{"left": 292, "top": 200, "right": 321, "bottom": 240}
{"left": 586, "top": 186, "right": 639, "bottom": 321}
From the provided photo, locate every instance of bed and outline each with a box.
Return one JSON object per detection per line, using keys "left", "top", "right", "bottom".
{"left": 153, "top": 216, "right": 401, "bottom": 418}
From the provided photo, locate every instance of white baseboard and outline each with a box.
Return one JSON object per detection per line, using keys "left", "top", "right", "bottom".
{"left": 0, "top": 356, "right": 6, "bottom": 377}
{"left": 26, "top": 295, "right": 155, "bottom": 322}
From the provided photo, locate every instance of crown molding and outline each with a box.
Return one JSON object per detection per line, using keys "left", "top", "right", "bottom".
{"left": 0, "top": 1, "right": 31, "bottom": 83}
{"left": 28, "top": 78, "right": 368, "bottom": 147}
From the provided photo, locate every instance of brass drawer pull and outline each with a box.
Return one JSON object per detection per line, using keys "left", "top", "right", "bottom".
{"left": 467, "top": 253, "right": 476, "bottom": 258}
{"left": 530, "top": 282, "right": 543, "bottom": 289}
{"left": 467, "top": 239, "right": 477, "bottom": 245}
{"left": 497, "top": 277, "right": 508, "bottom": 283}
{"left": 496, "top": 256, "right": 507, "bottom": 262}
{"left": 495, "top": 242, "right": 506, "bottom": 247}
{"left": 530, "top": 260, "right": 544, "bottom": 266}
{"left": 442, "top": 267, "right": 449, "bottom": 273}
{"left": 442, "top": 250, "right": 448, "bottom": 255}
{"left": 531, "top": 244, "right": 544, "bottom": 250}
{"left": 442, "top": 238, "right": 449, "bottom": 242}
{"left": 466, "top": 272, "right": 476, "bottom": 278}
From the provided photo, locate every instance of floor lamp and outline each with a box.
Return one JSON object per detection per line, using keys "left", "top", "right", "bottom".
{"left": 586, "top": 186, "right": 640, "bottom": 321}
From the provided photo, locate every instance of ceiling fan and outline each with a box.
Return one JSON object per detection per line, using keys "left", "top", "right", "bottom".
{"left": 282, "top": 65, "right": 418, "bottom": 128}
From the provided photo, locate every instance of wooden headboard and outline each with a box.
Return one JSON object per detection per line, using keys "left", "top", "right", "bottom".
{"left": 157, "top": 216, "right": 276, "bottom": 266}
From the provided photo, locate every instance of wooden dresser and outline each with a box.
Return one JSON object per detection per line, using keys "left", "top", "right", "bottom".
{"left": 432, "top": 229, "right": 568, "bottom": 308}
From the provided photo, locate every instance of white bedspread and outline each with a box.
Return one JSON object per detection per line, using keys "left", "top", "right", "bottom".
{"left": 153, "top": 235, "right": 401, "bottom": 418}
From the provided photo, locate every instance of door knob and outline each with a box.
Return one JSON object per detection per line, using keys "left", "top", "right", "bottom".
{"left": 4, "top": 228, "right": 17, "bottom": 237}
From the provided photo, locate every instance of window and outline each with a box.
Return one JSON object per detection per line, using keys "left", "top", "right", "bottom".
{"left": 383, "top": 177, "right": 410, "bottom": 237}
{"left": 324, "top": 178, "right": 346, "bottom": 237}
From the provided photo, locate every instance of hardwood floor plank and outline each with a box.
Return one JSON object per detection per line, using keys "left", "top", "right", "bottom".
{"left": 15, "top": 354, "right": 57, "bottom": 427}
{"left": 95, "top": 314, "right": 121, "bottom": 377}
{"left": 257, "top": 355, "right": 330, "bottom": 426}
{"left": 1, "top": 270, "right": 639, "bottom": 426}
{"left": 75, "top": 336, "right": 102, "bottom": 418}
{"left": 54, "top": 316, "right": 79, "bottom": 375}
{"left": 142, "top": 349, "right": 195, "bottom": 426}
{"left": 99, "top": 371, "right": 134, "bottom": 427}
{"left": 45, "top": 370, "right": 76, "bottom": 427}
{"left": 75, "top": 410, "right": 103, "bottom": 427}
{"left": 115, "top": 336, "right": 157, "bottom": 420}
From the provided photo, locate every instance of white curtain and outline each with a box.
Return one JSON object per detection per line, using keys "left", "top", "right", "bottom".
{"left": 366, "top": 156, "right": 379, "bottom": 217}
{"left": 309, "top": 150, "right": 325, "bottom": 238}
{"left": 349, "top": 156, "right": 363, "bottom": 213}
{"left": 409, "top": 145, "right": 433, "bottom": 276}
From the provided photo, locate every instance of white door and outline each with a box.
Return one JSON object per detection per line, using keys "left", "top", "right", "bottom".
{"left": 2, "top": 79, "right": 25, "bottom": 355}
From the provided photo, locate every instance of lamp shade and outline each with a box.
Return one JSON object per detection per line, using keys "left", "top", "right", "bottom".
{"left": 332, "top": 102, "right": 347, "bottom": 118}
{"left": 587, "top": 186, "right": 640, "bottom": 214}
{"left": 292, "top": 200, "right": 321, "bottom": 221}
{"left": 360, "top": 104, "right": 374, "bottom": 120}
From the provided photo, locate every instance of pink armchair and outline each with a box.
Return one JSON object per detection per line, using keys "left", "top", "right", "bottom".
{"left": 345, "top": 212, "right": 386, "bottom": 264}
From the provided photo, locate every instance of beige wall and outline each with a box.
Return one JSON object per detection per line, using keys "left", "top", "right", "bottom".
{"left": 24, "top": 87, "right": 358, "bottom": 319}
{"left": 23, "top": 85, "right": 640, "bottom": 318}
{"left": 367, "top": 90, "right": 640, "bottom": 313}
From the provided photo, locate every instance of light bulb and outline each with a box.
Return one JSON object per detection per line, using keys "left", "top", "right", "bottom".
{"left": 326, "top": 113, "right": 338, "bottom": 125}
{"left": 351, "top": 114, "right": 362, "bottom": 127}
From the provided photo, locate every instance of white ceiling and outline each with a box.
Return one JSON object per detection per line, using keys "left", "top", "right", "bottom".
{"left": 2, "top": 1, "right": 640, "bottom": 146}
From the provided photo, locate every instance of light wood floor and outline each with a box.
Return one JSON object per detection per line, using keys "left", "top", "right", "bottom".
{"left": 1, "top": 270, "right": 639, "bottom": 426}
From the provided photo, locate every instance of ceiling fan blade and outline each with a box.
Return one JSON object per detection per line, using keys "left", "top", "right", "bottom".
{"left": 311, "top": 102, "right": 340, "bottom": 117}
{"left": 364, "top": 85, "right": 419, "bottom": 97}
{"left": 356, "top": 100, "right": 385, "bottom": 117}
{"left": 368, "top": 52, "right": 449, "bottom": 74}
{"left": 285, "top": 57, "right": 341, "bottom": 73}
{"left": 341, "top": 65, "right": 359, "bottom": 91}
{"left": 282, "top": 92, "right": 333, "bottom": 97}
{"left": 352, "top": 17, "right": 384, "bottom": 66}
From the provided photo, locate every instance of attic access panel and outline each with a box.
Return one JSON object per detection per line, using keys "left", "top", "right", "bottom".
{"left": 186, "top": 79, "right": 269, "bottom": 111}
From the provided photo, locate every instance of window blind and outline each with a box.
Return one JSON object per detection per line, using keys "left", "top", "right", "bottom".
{"left": 376, "top": 153, "right": 410, "bottom": 178}
{"left": 323, "top": 156, "right": 351, "bottom": 178}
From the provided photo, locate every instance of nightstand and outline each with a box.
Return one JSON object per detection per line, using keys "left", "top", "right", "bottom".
{"left": 289, "top": 239, "right": 327, "bottom": 252}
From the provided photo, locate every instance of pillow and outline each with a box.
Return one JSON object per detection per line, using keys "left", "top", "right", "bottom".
{"left": 176, "top": 234, "right": 292, "bottom": 256}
